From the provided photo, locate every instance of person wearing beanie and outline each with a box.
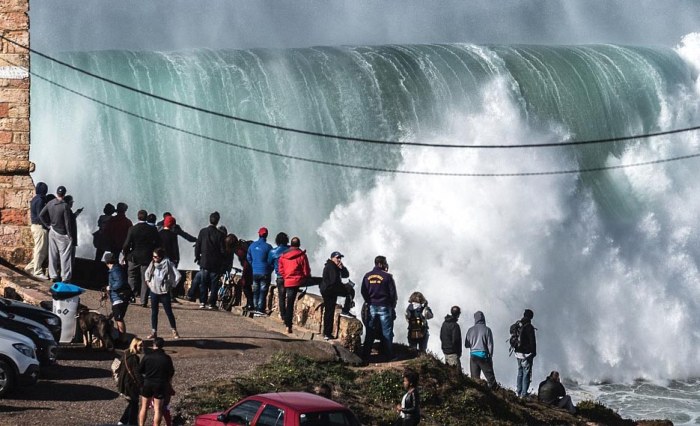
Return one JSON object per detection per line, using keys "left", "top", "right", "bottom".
{"left": 440, "top": 306, "right": 462, "bottom": 369}
{"left": 514, "top": 308, "right": 537, "bottom": 397}
{"left": 25, "top": 182, "right": 50, "bottom": 279}
{"left": 246, "top": 227, "right": 273, "bottom": 315}
{"left": 156, "top": 212, "right": 197, "bottom": 243}
{"left": 39, "top": 185, "right": 75, "bottom": 282}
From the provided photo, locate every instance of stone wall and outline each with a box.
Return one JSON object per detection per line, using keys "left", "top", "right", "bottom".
{"left": 0, "top": 0, "right": 32, "bottom": 266}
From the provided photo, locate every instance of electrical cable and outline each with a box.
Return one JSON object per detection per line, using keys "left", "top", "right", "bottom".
{"left": 3, "top": 34, "right": 700, "bottom": 149}
{"left": 22, "top": 66, "right": 700, "bottom": 177}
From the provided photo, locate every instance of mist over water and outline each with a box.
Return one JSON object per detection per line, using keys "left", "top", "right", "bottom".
{"left": 31, "top": 34, "right": 700, "bottom": 422}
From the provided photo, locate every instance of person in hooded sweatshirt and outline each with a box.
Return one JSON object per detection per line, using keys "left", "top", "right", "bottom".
{"left": 440, "top": 306, "right": 462, "bottom": 369}
{"left": 277, "top": 237, "right": 310, "bottom": 334}
{"left": 464, "top": 310, "right": 497, "bottom": 389}
{"left": 25, "top": 182, "right": 49, "bottom": 279}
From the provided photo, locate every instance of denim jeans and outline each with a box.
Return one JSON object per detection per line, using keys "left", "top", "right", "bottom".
{"left": 150, "top": 292, "right": 176, "bottom": 331}
{"left": 517, "top": 356, "right": 533, "bottom": 397}
{"left": 199, "top": 269, "right": 220, "bottom": 306}
{"left": 362, "top": 305, "right": 394, "bottom": 358}
{"left": 187, "top": 271, "right": 202, "bottom": 300}
{"left": 252, "top": 274, "right": 271, "bottom": 312}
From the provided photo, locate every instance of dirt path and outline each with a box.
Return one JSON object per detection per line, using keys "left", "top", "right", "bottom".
{"left": 0, "top": 287, "right": 340, "bottom": 426}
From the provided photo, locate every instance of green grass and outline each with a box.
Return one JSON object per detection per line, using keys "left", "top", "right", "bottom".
{"left": 175, "top": 352, "right": 671, "bottom": 426}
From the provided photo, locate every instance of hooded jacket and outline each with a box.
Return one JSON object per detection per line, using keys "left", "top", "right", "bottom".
{"left": 440, "top": 314, "right": 462, "bottom": 356}
{"left": 30, "top": 182, "right": 48, "bottom": 226}
{"left": 465, "top": 311, "right": 494, "bottom": 358}
{"left": 278, "top": 247, "right": 311, "bottom": 288}
{"left": 246, "top": 237, "right": 273, "bottom": 275}
{"left": 145, "top": 258, "right": 181, "bottom": 295}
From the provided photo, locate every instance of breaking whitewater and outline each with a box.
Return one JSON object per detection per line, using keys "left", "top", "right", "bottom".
{"left": 31, "top": 34, "right": 700, "bottom": 423}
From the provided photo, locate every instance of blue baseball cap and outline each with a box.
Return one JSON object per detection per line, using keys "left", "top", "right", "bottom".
{"left": 330, "top": 251, "right": 344, "bottom": 259}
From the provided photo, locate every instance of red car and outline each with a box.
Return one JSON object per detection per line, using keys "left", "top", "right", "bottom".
{"left": 194, "top": 391, "right": 361, "bottom": 426}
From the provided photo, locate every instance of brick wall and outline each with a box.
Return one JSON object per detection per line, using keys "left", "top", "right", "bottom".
{"left": 0, "top": 0, "right": 33, "bottom": 266}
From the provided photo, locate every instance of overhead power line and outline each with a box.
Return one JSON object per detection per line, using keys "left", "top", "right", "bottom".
{"left": 20, "top": 64, "right": 700, "bottom": 177}
{"left": 3, "top": 34, "right": 700, "bottom": 149}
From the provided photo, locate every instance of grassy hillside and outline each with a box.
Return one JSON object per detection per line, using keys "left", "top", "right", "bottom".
{"left": 176, "top": 352, "right": 672, "bottom": 425}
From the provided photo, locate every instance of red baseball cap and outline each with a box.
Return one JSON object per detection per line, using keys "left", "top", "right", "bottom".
{"left": 258, "top": 227, "right": 268, "bottom": 236}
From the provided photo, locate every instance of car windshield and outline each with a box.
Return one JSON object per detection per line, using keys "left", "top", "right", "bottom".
{"left": 299, "top": 410, "right": 360, "bottom": 426}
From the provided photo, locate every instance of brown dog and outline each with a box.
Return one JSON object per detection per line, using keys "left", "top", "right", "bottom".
{"left": 77, "top": 308, "right": 115, "bottom": 351}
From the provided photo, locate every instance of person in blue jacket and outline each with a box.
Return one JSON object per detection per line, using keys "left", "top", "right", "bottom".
{"left": 247, "top": 227, "right": 273, "bottom": 315}
{"left": 268, "top": 232, "right": 290, "bottom": 319}
{"left": 103, "top": 252, "right": 131, "bottom": 339}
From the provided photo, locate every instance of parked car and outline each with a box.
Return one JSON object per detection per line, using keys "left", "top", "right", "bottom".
{"left": 0, "top": 327, "right": 40, "bottom": 397}
{"left": 194, "top": 392, "right": 361, "bottom": 426}
{"left": 0, "top": 297, "right": 61, "bottom": 342}
{"left": 0, "top": 310, "right": 57, "bottom": 367}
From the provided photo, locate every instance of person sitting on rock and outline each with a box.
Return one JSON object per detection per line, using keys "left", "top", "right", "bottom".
{"left": 537, "top": 370, "right": 576, "bottom": 414}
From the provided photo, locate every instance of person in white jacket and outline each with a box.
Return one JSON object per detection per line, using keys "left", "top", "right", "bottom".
{"left": 145, "top": 247, "right": 181, "bottom": 339}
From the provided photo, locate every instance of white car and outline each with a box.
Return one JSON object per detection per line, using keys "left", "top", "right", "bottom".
{"left": 0, "top": 327, "right": 40, "bottom": 397}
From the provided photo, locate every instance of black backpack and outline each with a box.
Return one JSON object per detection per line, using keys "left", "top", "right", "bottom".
{"left": 508, "top": 320, "right": 522, "bottom": 355}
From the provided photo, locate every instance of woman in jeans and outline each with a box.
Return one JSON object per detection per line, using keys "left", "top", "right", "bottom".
{"left": 145, "top": 248, "right": 181, "bottom": 339}
{"left": 117, "top": 337, "right": 143, "bottom": 425}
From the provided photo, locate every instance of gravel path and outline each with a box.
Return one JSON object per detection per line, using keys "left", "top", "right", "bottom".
{"left": 0, "top": 287, "right": 338, "bottom": 426}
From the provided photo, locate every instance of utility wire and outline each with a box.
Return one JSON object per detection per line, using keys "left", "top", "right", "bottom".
{"left": 4, "top": 34, "right": 700, "bottom": 149}
{"left": 19, "top": 63, "right": 700, "bottom": 177}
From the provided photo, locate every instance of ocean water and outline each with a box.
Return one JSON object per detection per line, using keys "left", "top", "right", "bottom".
{"left": 30, "top": 33, "right": 700, "bottom": 422}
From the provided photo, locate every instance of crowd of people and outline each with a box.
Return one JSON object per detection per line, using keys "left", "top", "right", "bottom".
{"left": 25, "top": 185, "right": 576, "bottom": 423}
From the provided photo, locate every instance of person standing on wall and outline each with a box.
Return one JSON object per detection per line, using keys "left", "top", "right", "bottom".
{"left": 321, "top": 251, "right": 355, "bottom": 340}
{"left": 123, "top": 210, "right": 160, "bottom": 307}
{"left": 268, "top": 232, "right": 290, "bottom": 320}
{"left": 39, "top": 185, "right": 75, "bottom": 282}
{"left": 25, "top": 181, "right": 49, "bottom": 279}
{"left": 464, "top": 310, "right": 497, "bottom": 389}
{"left": 361, "top": 255, "right": 398, "bottom": 360}
{"left": 513, "top": 308, "right": 537, "bottom": 397}
{"left": 277, "top": 236, "right": 310, "bottom": 334}
{"left": 440, "top": 306, "right": 462, "bottom": 370}
{"left": 194, "top": 212, "right": 225, "bottom": 310}
{"left": 246, "top": 227, "right": 273, "bottom": 316}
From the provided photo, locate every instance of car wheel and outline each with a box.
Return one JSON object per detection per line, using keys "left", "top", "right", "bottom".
{"left": 0, "top": 360, "right": 17, "bottom": 398}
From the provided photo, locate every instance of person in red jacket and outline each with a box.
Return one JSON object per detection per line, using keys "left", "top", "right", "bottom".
{"left": 278, "top": 237, "right": 311, "bottom": 333}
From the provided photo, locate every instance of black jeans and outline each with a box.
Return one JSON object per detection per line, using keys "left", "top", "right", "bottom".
{"left": 470, "top": 356, "right": 497, "bottom": 388}
{"left": 322, "top": 284, "right": 354, "bottom": 337}
{"left": 118, "top": 391, "right": 139, "bottom": 425}
{"left": 283, "top": 286, "right": 298, "bottom": 328}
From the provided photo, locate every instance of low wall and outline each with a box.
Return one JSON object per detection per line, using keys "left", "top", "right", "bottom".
{"left": 182, "top": 274, "right": 363, "bottom": 354}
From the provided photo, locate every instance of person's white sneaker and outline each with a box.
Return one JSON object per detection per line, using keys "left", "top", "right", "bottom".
{"left": 33, "top": 273, "right": 49, "bottom": 280}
